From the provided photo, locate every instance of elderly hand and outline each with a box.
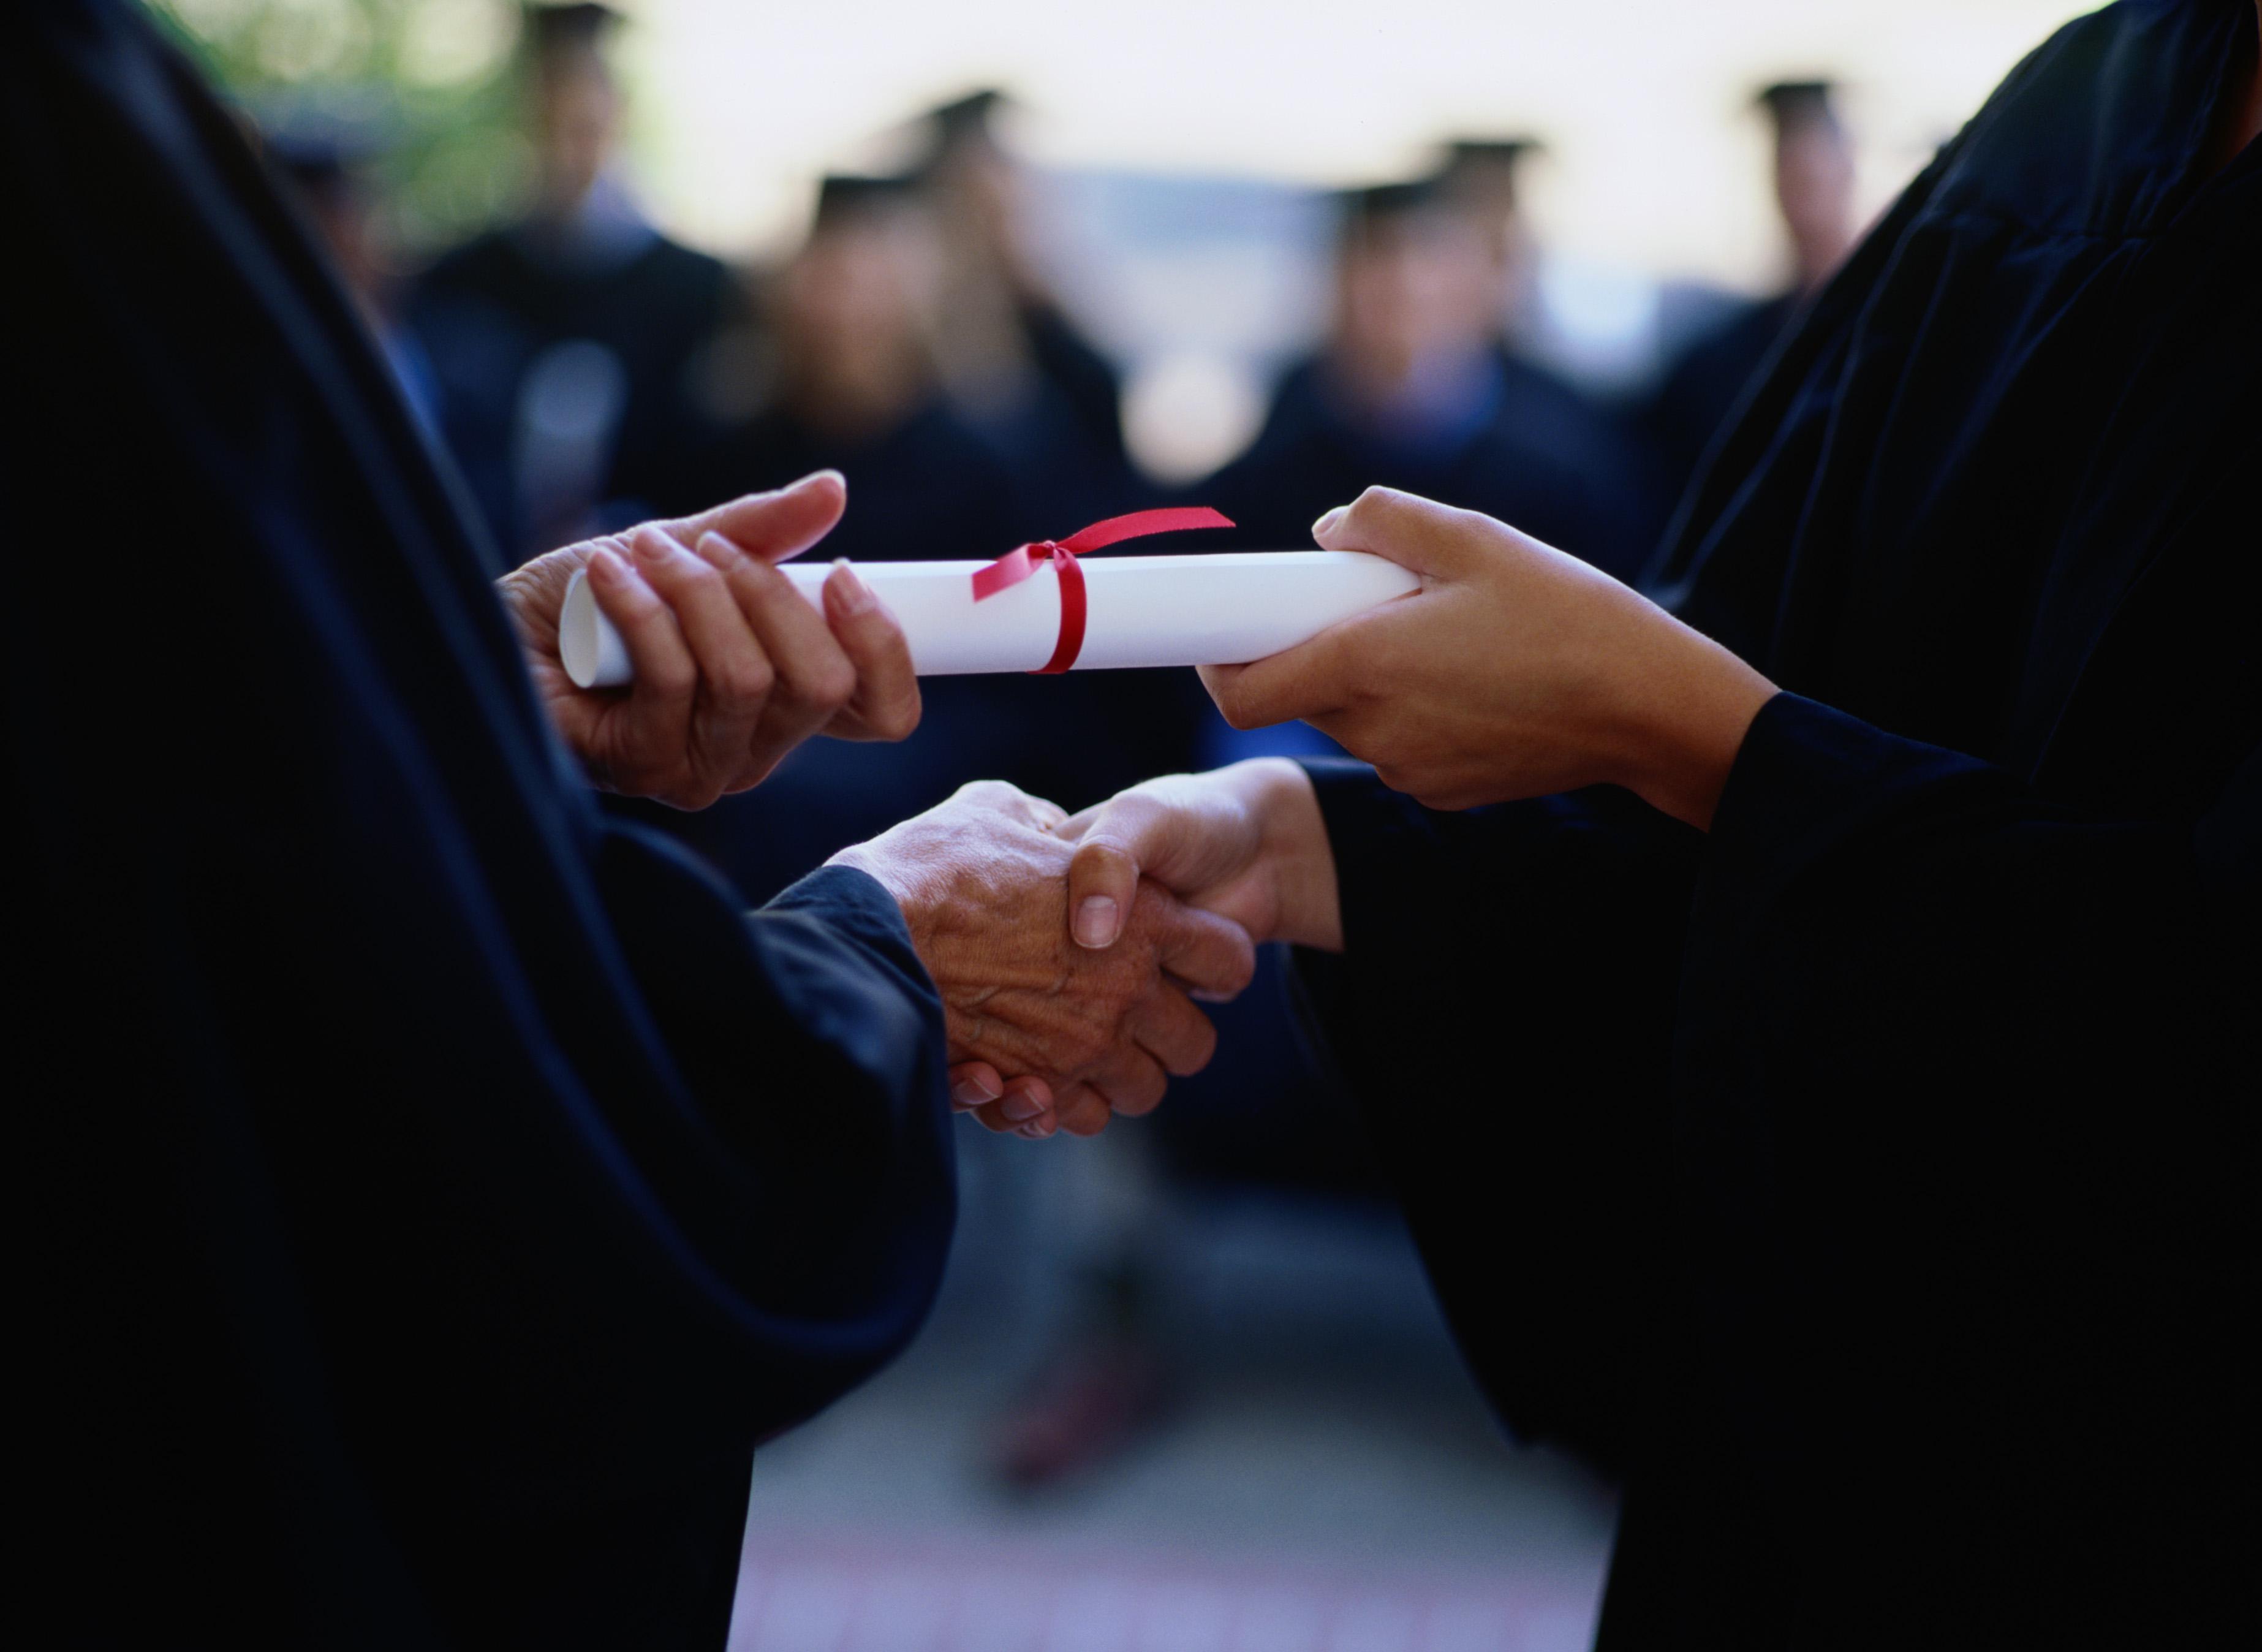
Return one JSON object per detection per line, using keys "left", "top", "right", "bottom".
{"left": 1198, "top": 488, "right": 1778, "bottom": 828}
{"left": 499, "top": 471, "right": 921, "bottom": 809}
{"left": 830, "top": 782, "right": 1257, "bottom": 1140}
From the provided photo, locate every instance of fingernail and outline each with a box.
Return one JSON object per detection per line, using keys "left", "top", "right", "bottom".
{"left": 588, "top": 545, "right": 629, "bottom": 585}
{"left": 1018, "top": 1116, "right": 1056, "bottom": 1140}
{"left": 1190, "top": 987, "right": 1235, "bottom": 1004}
{"left": 1313, "top": 506, "right": 1347, "bottom": 539}
{"left": 951, "top": 1073, "right": 1000, "bottom": 1107}
{"left": 632, "top": 530, "right": 671, "bottom": 565}
{"left": 1073, "top": 895, "right": 1120, "bottom": 949}
{"left": 830, "top": 558, "right": 875, "bottom": 615}
{"left": 1000, "top": 1090, "right": 1045, "bottom": 1123}
{"left": 695, "top": 531, "right": 741, "bottom": 565}
{"left": 793, "top": 468, "right": 845, "bottom": 493}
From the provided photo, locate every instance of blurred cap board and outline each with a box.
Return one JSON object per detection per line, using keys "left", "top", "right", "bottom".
{"left": 813, "top": 172, "right": 921, "bottom": 226}
{"left": 927, "top": 88, "right": 1010, "bottom": 143}
{"left": 527, "top": 2, "right": 622, "bottom": 56}
{"left": 1432, "top": 135, "right": 1544, "bottom": 206}
{"left": 1756, "top": 79, "right": 1842, "bottom": 132}
{"left": 1336, "top": 178, "right": 1447, "bottom": 224}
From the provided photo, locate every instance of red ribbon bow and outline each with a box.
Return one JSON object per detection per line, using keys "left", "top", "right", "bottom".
{"left": 969, "top": 506, "right": 1235, "bottom": 674}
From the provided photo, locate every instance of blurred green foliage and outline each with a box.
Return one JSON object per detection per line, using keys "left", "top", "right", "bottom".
{"left": 145, "top": 0, "right": 537, "bottom": 254}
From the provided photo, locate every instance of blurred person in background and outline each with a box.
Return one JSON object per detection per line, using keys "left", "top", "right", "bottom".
{"left": 915, "top": 89, "right": 1140, "bottom": 528}
{"left": 688, "top": 173, "right": 1018, "bottom": 564}
{"left": 1643, "top": 80, "right": 1859, "bottom": 514}
{"left": 1205, "top": 178, "right": 1646, "bottom": 582}
{"left": 407, "top": 2, "right": 741, "bottom": 556}
{"left": 264, "top": 117, "right": 441, "bottom": 433}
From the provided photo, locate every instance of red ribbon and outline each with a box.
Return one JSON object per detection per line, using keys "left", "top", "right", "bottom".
{"left": 969, "top": 507, "right": 1235, "bottom": 674}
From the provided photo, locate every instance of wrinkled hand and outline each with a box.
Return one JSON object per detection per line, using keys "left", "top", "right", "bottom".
{"left": 830, "top": 782, "right": 1257, "bottom": 1139}
{"left": 499, "top": 471, "right": 921, "bottom": 809}
{"left": 1198, "top": 488, "right": 1778, "bottom": 827}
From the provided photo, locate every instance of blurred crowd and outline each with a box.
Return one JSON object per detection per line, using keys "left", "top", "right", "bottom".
{"left": 263, "top": 0, "right": 1858, "bottom": 1495}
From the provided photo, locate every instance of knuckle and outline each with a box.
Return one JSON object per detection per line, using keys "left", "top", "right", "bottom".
{"left": 874, "top": 694, "right": 920, "bottom": 740}
{"left": 722, "top": 657, "right": 775, "bottom": 702}
{"left": 809, "top": 658, "right": 857, "bottom": 710}
{"left": 646, "top": 657, "right": 698, "bottom": 699}
{"left": 1071, "top": 837, "right": 1133, "bottom": 877}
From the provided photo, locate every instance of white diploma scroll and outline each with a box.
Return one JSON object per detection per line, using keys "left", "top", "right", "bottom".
{"left": 558, "top": 551, "right": 1422, "bottom": 688}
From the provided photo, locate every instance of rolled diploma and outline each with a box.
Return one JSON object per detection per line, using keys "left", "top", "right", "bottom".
{"left": 558, "top": 551, "right": 1421, "bottom": 688}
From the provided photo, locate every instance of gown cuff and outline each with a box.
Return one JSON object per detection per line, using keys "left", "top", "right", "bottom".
{"left": 1704, "top": 692, "right": 2002, "bottom": 924}
{"left": 763, "top": 863, "right": 926, "bottom": 977}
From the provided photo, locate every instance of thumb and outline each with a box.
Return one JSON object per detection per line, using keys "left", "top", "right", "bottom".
{"left": 1060, "top": 779, "right": 1260, "bottom": 950}
{"left": 1311, "top": 485, "right": 1480, "bottom": 580}
{"left": 671, "top": 470, "right": 848, "bottom": 566}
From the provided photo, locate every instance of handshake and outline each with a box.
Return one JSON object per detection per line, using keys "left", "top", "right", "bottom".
{"left": 826, "top": 760, "right": 1340, "bottom": 1140}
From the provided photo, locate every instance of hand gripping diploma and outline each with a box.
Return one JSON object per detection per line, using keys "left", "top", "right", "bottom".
{"left": 498, "top": 471, "right": 922, "bottom": 809}
{"left": 1199, "top": 487, "right": 1779, "bottom": 829}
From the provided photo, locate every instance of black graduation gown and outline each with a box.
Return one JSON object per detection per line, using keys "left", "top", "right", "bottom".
{"left": 7, "top": 5, "right": 954, "bottom": 1646}
{"left": 1293, "top": 1, "right": 2260, "bottom": 1644}
{"left": 1205, "top": 352, "right": 1651, "bottom": 579}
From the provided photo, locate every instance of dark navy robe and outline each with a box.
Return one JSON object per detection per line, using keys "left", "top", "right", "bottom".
{"left": 1295, "top": 1, "right": 2260, "bottom": 1644}
{"left": 9, "top": 4, "right": 954, "bottom": 1645}
{"left": 1640, "top": 290, "right": 1799, "bottom": 531}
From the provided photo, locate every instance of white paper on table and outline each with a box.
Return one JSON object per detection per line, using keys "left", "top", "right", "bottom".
{"left": 558, "top": 551, "right": 1422, "bottom": 688}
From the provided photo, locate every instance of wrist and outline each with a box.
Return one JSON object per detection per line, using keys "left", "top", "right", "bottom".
{"left": 825, "top": 843, "right": 925, "bottom": 934}
{"left": 1241, "top": 759, "right": 1344, "bottom": 952}
{"left": 1614, "top": 637, "right": 1776, "bottom": 830}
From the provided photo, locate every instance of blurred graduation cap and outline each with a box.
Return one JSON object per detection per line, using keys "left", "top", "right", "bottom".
{"left": 1756, "top": 79, "right": 1842, "bottom": 135}
{"left": 811, "top": 172, "right": 921, "bottom": 228}
{"left": 928, "top": 89, "right": 1008, "bottom": 145}
{"left": 1329, "top": 178, "right": 1462, "bottom": 247}
{"left": 1431, "top": 135, "right": 1545, "bottom": 213}
{"left": 1437, "top": 137, "right": 1541, "bottom": 178}
{"left": 907, "top": 88, "right": 1015, "bottom": 179}
{"left": 526, "top": 2, "right": 622, "bottom": 58}
{"left": 1337, "top": 178, "right": 1444, "bottom": 224}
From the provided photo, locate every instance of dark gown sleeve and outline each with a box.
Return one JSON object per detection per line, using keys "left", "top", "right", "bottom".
{"left": 1289, "top": 760, "right": 1705, "bottom": 1474}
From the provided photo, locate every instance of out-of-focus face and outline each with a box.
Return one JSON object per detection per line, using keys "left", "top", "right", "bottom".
{"left": 1332, "top": 210, "right": 1499, "bottom": 397}
{"left": 1774, "top": 115, "right": 1856, "bottom": 289}
{"left": 779, "top": 206, "right": 944, "bottom": 433}
{"left": 534, "top": 50, "right": 621, "bottom": 211}
{"left": 928, "top": 139, "right": 1023, "bottom": 273}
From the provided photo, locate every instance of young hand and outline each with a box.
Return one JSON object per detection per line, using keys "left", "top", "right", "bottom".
{"left": 1198, "top": 488, "right": 1777, "bottom": 828}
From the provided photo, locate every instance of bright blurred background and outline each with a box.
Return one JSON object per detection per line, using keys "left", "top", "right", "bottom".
{"left": 152, "top": 4, "right": 2090, "bottom": 1648}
